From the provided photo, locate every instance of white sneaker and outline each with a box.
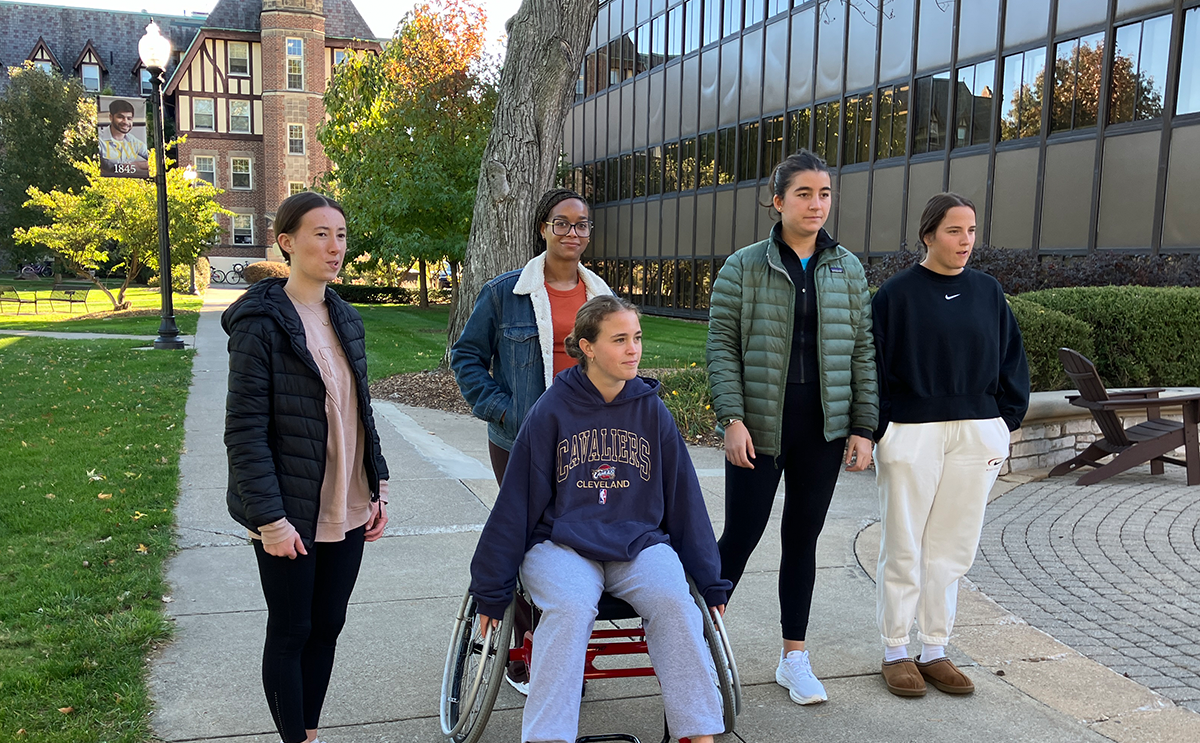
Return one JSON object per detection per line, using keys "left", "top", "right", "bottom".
{"left": 775, "top": 649, "right": 828, "bottom": 704}
{"left": 504, "top": 672, "right": 530, "bottom": 696}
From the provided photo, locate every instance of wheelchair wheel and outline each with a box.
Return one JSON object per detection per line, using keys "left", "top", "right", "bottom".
{"left": 440, "top": 590, "right": 515, "bottom": 743}
{"left": 689, "top": 579, "right": 741, "bottom": 734}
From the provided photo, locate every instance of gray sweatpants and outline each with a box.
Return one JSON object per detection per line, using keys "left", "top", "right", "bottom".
{"left": 518, "top": 541, "right": 723, "bottom": 743}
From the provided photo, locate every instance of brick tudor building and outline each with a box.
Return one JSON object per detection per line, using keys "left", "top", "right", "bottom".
{"left": 0, "top": 0, "right": 381, "bottom": 271}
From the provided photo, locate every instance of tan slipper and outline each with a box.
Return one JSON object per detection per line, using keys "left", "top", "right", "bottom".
{"left": 881, "top": 658, "right": 927, "bottom": 697}
{"left": 916, "top": 657, "right": 975, "bottom": 694}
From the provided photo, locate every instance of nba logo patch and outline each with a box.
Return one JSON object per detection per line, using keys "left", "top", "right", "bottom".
{"left": 599, "top": 489, "right": 608, "bottom": 505}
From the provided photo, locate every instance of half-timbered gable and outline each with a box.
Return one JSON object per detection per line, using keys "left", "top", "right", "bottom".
{"left": 73, "top": 40, "right": 106, "bottom": 92}
{"left": 26, "top": 37, "right": 61, "bottom": 75}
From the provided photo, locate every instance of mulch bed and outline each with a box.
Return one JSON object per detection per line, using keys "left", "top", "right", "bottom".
{"left": 369, "top": 368, "right": 724, "bottom": 449}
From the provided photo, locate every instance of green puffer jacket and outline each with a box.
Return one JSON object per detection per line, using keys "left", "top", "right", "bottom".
{"left": 706, "top": 229, "right": 879, "bottom": 455}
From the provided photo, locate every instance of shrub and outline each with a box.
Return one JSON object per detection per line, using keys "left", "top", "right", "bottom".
{"left": 1007, "top": 295, "right": 1094, "bottom": 391}
{"left": 148, "top": 258, "right": 210, "bottom": 294}
{"left": 656, "top": 367, "right": 715, "bottom": 440}
{"left": 866, "top": 247, "right": 1200, "bottom": 295}
{"left": 242, "top": 261, "right": 290, "bottom": 284}
{"left": 329, "top": 283, "right": 416, "bottom": 304}
{"left": 1020, "top": 286, "right": 1200, "bottom": 387}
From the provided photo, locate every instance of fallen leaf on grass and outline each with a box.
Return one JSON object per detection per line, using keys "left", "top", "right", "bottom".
{"left": 135, "top": 544, "right": 148, "bottom": 554}
{"left": 57, "top": 707, "right": 73, "bottom": 714}
{"left": 132, "top": 511, "right": 145, "bottom": 521}
{"left": 97, "top": 493, "right": 112, "bottom": 500}
{"left": 86, "top": 468, "right": 106, "bottom": 482}
{"left": 96, "top": 536, "right": 111, "bottom": 543}
{"left": 161, "top": 595, "right": 173, "bottom": 603}
{"left": 44, "top": 493, "right": 55, "bottom": 499}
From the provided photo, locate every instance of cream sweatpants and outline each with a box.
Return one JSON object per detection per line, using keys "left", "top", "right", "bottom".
{"left": 874, "top": 418, "right": 1011, "bottom": 647}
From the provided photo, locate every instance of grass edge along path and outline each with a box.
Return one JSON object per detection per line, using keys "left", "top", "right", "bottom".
{"left": 0, "top": 336, "right": 194, "bottom": 743}
{"left": 0, "top": 283, "right": 201, "bottom": 336}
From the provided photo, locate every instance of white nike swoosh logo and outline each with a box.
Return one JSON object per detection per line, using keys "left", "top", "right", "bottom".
{"left": 945, "top": 294, "right": 961, "bottom": 300}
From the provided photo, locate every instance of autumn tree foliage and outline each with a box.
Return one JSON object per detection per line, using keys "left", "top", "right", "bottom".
{"left": 14, "top": 151, "right": 229, "bottom": 310}
{"left": 319, "top": 0, "right": 497, "bottom": 308}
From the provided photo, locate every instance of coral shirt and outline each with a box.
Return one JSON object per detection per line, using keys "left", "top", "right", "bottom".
{"left": 547, "top": 280, "right": 588, "bottom": 377}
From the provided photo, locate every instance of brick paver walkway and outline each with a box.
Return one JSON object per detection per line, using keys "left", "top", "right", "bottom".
{"left": 969, "top": 469, "right": 1200, "bottom": 712}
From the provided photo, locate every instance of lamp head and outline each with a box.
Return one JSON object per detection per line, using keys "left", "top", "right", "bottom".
{"left": 183, "top": 165, "right": 197, "bottom": 181}
{"left": 139, "top": 22, "right": 172, "bottom": 71}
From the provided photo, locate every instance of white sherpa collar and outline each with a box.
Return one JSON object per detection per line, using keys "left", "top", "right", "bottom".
{"left": 512, "top": 253, "right": 612, "bottom": 389}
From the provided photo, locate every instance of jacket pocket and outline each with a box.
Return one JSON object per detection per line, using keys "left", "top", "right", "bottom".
{"left": 502, "top": 324, "right": 540, "bottom": 370}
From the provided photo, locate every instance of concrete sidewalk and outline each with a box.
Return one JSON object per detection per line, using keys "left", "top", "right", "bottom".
{"left": 148, "top": 288, "right": 1196, "bottom": 743}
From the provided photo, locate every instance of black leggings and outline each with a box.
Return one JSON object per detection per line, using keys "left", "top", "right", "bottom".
{"left": 717, "top": 382, "right": 845, "bottom": 642}
{"left": 253, "top": 525, "right": 366, "bottom": 743}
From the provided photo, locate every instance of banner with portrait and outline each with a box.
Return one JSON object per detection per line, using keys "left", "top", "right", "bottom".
{"left": 97, "top": 95, "right": 150, "bottom": 178}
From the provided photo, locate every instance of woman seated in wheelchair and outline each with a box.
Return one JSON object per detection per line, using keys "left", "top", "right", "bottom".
{"left": 469, "top": 295, "right": 731, "bottom": 743}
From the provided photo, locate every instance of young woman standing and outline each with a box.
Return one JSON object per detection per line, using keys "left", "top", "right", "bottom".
{"left": 223, "top": 192, "right": 390, "bottom": 743}
{"left": 872, "top": 193, "right": 1029, "bottom": 698}
{"left": 470, "top": 296, "right": 730, "bottom": 743}
{"left": 706, "top": 150, "right": 878, "bottom": 705}
{"left": 451, "top": 187, "right": 611, "bottom": 692}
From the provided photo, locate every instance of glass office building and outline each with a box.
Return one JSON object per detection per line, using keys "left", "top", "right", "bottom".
{"left": 563, "top": 0, "right": 1200, "bottom": 316}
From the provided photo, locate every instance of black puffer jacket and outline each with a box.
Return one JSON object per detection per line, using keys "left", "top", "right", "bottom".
{"left": 222, "top": 278, "right": 389, "bottom": 547}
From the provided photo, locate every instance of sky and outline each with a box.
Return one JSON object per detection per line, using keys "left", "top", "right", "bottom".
{"left": 20, "top": 0, "right": 524, "bottom": 50}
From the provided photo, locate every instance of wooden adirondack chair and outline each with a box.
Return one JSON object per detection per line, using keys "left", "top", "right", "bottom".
{"left": 1049, "top": 348, "right": 1200, "bottom": 486}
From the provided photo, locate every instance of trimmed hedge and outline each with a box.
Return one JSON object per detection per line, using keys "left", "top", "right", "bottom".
{"left": 1020, "top": 286, "right": 1200, "bottom": 388}
{"left": 329, "top": 284, "right": 416, "bottom": 304}
{"left": 243, "top": 261, "right": 290, "bottom": 284}
{"left": 1007, "top": 295, "right": 1094, "bottom": 392}
{"left": 148, "top": 257, "right": 210, "bottom": 295}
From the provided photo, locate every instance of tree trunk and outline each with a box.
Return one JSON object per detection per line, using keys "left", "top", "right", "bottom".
{"left": 448, "top": 259, "right": 459, "bottom": 313}
{"left": 443, "top": 0, "right": 599, "bottom": 364}
{"left": 418, "top": 256, "right": 429, "bottom": 310}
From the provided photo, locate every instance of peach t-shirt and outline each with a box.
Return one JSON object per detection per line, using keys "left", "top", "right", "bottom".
{"left": 547, "top": 280, "right": 588, "bottom": 377}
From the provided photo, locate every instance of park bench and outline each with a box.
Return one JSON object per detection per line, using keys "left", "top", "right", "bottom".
{"left": 47, "top": 283, "right": 92, "bottom": 313}
{"left": 1049, "top": 348, "right": 1200, "bottom": 486}
{"left": 0, "top": 284, "right": 38, "bottom": 314}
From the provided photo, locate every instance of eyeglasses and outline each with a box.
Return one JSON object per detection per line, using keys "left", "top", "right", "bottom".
{"left": 545, "top": 220, "right": 593, "bottom": 237}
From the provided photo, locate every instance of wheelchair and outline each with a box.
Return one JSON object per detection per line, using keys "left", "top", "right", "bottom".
{"left": 440, "top": 577, "right": 741, "bottom": 743}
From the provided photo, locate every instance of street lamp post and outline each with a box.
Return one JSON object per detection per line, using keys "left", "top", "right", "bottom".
{"left": 139, "top": 22, "right": 184, "bottom": 350}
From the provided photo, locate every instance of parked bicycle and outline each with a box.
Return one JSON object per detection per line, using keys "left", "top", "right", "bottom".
{"left": 210, "top": 266, "right": 227, "bottom": 284}
{"left": 17, "top": 261, "right": 53, "bottom": 279}
{"left": 228, "top": 263, "right": 246, "bottom": 285}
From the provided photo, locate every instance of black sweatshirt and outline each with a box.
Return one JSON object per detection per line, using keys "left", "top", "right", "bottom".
{"left": 871, "top": 264, "right": 1030, "bottom": 438}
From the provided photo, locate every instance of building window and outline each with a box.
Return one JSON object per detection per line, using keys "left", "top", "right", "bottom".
{"left": 912, "top": 72, "right": 950, "bottom": 153}
{"left": 229, "top": 41, "right": 250, "bottom": 75}
{"left": 286, "top": 38, "right": 304, "bottom": 90}
{"left": 667, "top": 5, "right": 683, "bottom": 59}
{"left": 289, "top": 182, "right": 305, "bottom": 196}
{"left": 813, "top": 100, "right": 840, "bottom": 164}
{"left": 1180, "top": 7, "right": 1200, "bottom": 116}
{"left": 843, "top": 92, "right": 873, "bottom": 165}
{"left": 768, "top": 0, "right": 790, "bottom": 18}
{"left": 233, "top": 214, "right": 254, "bottom": 245}
{"left": 633, "top": 151, "right": 647, "bottom": 197}
{"left": 703, "top": 0, "right": 721, "bottom": 45}
{"left": 745, "top": 0, "right": 765, "bottom": 28}
{"left": 651, "top": 14, "right": 666, "bottom": 69}
{"left": 34, "top": 60, "right": 53, "bottom": 74}
{"left": 738, "top": 121, "right": 760, "bottom": 181}
{"left": 1051, "top": 33, "right": 1103, "bottom": 133}
{"left": 334, "top": 49, "right": 346, "bottom": 65}
{"left": 140, "top": 68, "right": 153, "bottom": 96}
{"left": 955, "top": 60, "right": 996, "bottom": 147}
{"left": 288, "top": 124, "right": 305, "bottom": 155}
{"left": 231, "top": 157, "right": 252, "bottom": 189}
{"left": 875, "top": 83, "right": 909, "bottom": 160}
{"left": 698, "top": 132, "right": 717, "bottom": 187}
{"left": 648, "top": 146, "right": 662, "bottom": 195}
{"left": 722, "top": 0, "right": 742, "bottom": 37}
{"left": 1109, "top": 14, "right": 1171, "bottom": 124}
{"left": 619, "top": 153, "right": 632, "bottom": 199}
{"left": 1000, "top": 48, "right": 1046, "bottom": 141}
{"left": 194, "top": 155, "right": 215, "bottom": 184}
{"left": 681, "top": 136, "right": 699, "bottom": 190}
{"left": 716, "top": 127, "right": 736, "bottom": 184}
{"left": 591, "top": 161, "right": 604, "bottom": 203}
{"left": 81, "top": 63, "right": 100, "bottom": 92}
{"left": 787, "top": 107, "right": 811, "bottom": 155}
{"left": 663, "top": 141, "right": 680, "bottom": 192}
{"left": 608, "top": 39, "right": 623, "bottom": 85}
{"left": 194, "top": 98, "right": 215, "bottom": 130}
{"left": 229, "top": 100, "right": 251, "bottom": 133}
{"left": 761, "top": 115, "right": 784, "bottom": 175}
{"left": 607, "top": 156, "right": 620, "bottom": 199}
{"left": 684, "top": 0, "right": 701, "bottom": 54}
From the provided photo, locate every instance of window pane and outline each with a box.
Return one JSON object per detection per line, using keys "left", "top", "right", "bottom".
{"left": 892, "top": 84, "right": 909, "bottom": 157}
{"left": 1110, "top": 23, "right": 1140, "bottom": 124}
{"left": 636, "top": 23, "right": 651, "bottom": 75}
{"left": 82, "top": 64, "right": 100, "bottom": 91}
{"left": 738, "top": 121, "right": 759, "bottom": 181}
{"left": 745, "top": 0, "right": 764, "bottom": 28}
{"left": 648, "top": 146, "right": 662, "bottom": 195}
{"left": 917, "top": 0, "right": 953, "bottom": 72}
{"left": 845, "top": 3, "right": 877, "bottom": 92}
{"left": 1179, "top": 8, "right": 1200, "bottom": 115}
{"left": 685, "top": 0, "right": 701, "bottom": 53}
{"left": 722, "top": 0, "right": 742, "bottom": 36}
{"left": 957, "top": 0, "right": 999, "bottom": 61}
{"left": 843, "top": 95, "right": 859, "bottom": 164}
{"left": 668, "top": 6, "right": 683, "bottom": 59}
{"left": 762, "top": 115, "right": 784, "bottom": 173}
{"left": 877, "top": 88, "right": 894, "bottom": 159}
{"left": 879, "top": 0, "right": 914, "bottom": 82}
{"left": 1057, "top": 0, "right": 1107, "bottom": 35}
{"left": 652, "top": 15, "right": 666, "bottom": 67}
{"left": 229, "top": 42, "right": 249, "bottom": 74}
{"left": 717, "top": 127, "right": 736, "bottom": 184}
{"left": 1017, "top": 49, "right": 1045, "bottom": 139}
{"left": 621, "top": 153, "right": 633, "bottom": 199}
{"left": 1051, "top": 39, "right": 1078, "bottom": 132}
{"left": 633, "top": 151, "right": 647, "bottom": 196}
{"left": 704, "top": 0, "right": 721, "bottom": 45}
{"left": 955, "top": 67, "right": 973, "bottom": 147}
{"left": 195, "top": 99, "right": 214, "bottom": 129}
{"left": 594, "top": 160, "right": 607, "bottom": 202}
{"left": 1005, "top": 0, "right": 1050, "bottom": 48}
{"left": 816, "top": 0, "right": 845, "bottom": 98}
{"left": 971, "top": 59, "right": 995, "bottom": 145}
{"left": 286, "top": 39, "right": 302, "bottom": 56}
{"left": 768, "top": 0, "right": 789, "bottom": 19}
{"left": 230, "top": 100, "right": 251, "bottom": 133}
{"left": 681, "top": 136, "right": 698, "bottom": 188}
{"left": 1136, "top": 15, "right": 1171, "bottom": 121}
{"left": 787, "top": 107, "right": 810, "bottom": 154}
{"left": 607, "top": 157, "right": 620, "bottom": 199}
{"left": 664, "top": 141, "right": 680, "bottom": 191}
{"left": 289, "top": 182, "right": 304, "bottom": 196}
{"left": 698, "top": 132, "right": 716, "bottom": 186}
{"left": 195, "top": 156, "right": 215, "bottom": 183}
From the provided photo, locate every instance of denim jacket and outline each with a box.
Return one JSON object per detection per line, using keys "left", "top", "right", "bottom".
{"left": 450, "top": 253, "right": 611, "bottom": 450}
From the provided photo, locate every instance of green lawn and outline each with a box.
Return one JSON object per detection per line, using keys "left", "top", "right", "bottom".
{"left": 0, "top": 336, "right": 193, "bottom": 743}
{"left": 355, "top": 305, "right": 709, "bottom": 380}
{"left": 0, "top": 281, "right": 201, "bottom": 336}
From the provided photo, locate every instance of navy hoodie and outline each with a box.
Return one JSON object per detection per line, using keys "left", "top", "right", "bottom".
{"left": 469, "top": 365, "right": 731, "bottom": 619}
